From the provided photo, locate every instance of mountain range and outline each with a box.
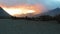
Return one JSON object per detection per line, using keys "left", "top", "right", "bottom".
{"left": 44, "top": 8, "right": 60, "bottom": 16}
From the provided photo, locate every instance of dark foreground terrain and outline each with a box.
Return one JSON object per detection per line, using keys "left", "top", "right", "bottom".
{"left": 0, "top": 19, "right": 60, "bottom": 34}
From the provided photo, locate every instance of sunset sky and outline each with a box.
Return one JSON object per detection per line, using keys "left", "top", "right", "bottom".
{"left": 0, "top": 0, "right": 60, "bottom": 17}
{"left": 0, "top": 0, "right": 60, "bottom": 9}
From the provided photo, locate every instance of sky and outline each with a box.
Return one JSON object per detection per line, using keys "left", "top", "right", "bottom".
{"left": 0, "top": 0, "right": 60, "bottom": 17}
{"left": 0, "top": 0, "right": 60, "bottom": 10}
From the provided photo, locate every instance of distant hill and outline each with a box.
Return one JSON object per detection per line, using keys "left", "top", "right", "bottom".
{"left": 44, "top": 8, "right": 60, "bottom": 16}
{"left": 0, "top": 7, "right": 11, "bottom": 18}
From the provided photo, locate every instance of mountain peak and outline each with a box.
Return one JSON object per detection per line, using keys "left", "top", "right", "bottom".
{"left": 43, "top": 8, "right": 60, "bottom": 16}
{"left": 0, "top": 7, "right": 11, "bottom": 18}
{"left": 55, "top": 8, "right": 60, "bottom": 9}
{"left": 52, "top": 8, "right": 60, "bottom": 11}
{"left": 0, "top": 7, "right": 3, "bottom": 10}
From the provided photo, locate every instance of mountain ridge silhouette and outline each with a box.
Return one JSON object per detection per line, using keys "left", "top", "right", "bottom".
{"left": 0, "top": 7, "right": 11, "bottom": 18}
{"left": 43, "top": 8, "right": 60, "bottom": 16}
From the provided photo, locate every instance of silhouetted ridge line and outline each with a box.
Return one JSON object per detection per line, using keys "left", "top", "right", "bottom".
{"left": 43, "top": 8, "right": 60, "bottom": 16}
{"left": 0, "top": 7, "right": 12, "bottom": 19}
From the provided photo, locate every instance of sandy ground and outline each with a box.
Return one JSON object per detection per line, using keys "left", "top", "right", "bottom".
{"left": 0, "top": 19, "right": 60, "bottom": 34}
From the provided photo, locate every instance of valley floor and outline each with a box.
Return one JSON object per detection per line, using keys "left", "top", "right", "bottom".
{"left": 0, "top": 19, "right": 60, "bottom": 34}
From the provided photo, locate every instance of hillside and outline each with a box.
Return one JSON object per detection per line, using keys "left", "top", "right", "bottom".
{"left": 44, "top": 8, "right": 60, "bottom": 16}
{"left": 0, "top": 7, "right": 11, "bottom": 18}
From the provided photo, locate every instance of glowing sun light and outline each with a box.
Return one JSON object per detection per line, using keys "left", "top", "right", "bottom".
{"left": 2, "top": 4, "right": 45, "bottom": 17}
{"left": 3, "top": 8, "right": 35, "bottom": 16}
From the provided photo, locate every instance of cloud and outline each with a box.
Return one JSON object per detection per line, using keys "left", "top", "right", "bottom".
{"left": 40, "top": 0, "right": 60, "bottom": 9}
{"left": 0, "top": 0, "right": 60, "bottom": 10}
{"left": 0, "top": 0, "right": 39, "bottom": 6}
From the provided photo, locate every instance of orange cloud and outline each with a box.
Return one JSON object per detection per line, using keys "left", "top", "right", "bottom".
{"left": 0, "top": 4, "right": 46, "bottom": 17}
